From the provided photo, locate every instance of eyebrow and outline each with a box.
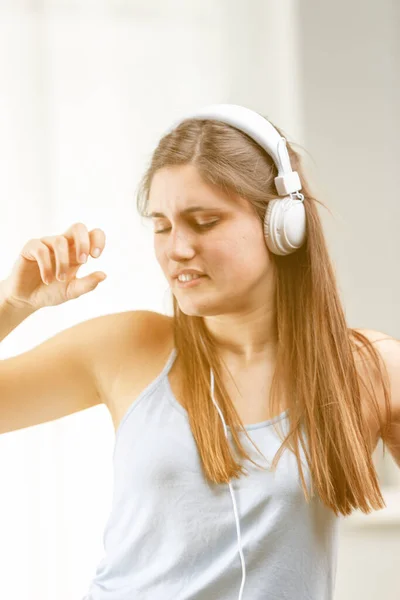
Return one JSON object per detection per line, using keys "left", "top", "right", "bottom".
{"left": 148, "top": 205, "right": 224, "bottom": 218}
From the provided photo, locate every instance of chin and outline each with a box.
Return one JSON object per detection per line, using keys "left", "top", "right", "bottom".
{"left": 174, "top": 297, "right": 227, "bottom": 318}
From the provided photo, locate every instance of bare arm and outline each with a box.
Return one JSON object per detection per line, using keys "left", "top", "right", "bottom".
{"left": 0, "top": 302, "right": 104, "bottom": 435}
{"left": 0, "top": 223, "right": 114, "bottom": 435}
{"left": 0, "top": 289, "right": 37, "bottom": 342}
{"left": 0, "top": 302, "right": 166, "bottom": 436}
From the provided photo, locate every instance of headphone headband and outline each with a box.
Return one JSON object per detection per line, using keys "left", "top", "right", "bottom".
{"left": 167, "top": 103, "right": 302, "bottom": 197}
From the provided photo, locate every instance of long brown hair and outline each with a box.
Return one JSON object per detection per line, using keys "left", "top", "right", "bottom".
{"left": 136, "top": 114, "right": 392, "bottom": 517}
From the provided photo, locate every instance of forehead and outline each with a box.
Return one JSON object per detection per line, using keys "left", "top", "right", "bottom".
{"left": 147, "top": 164, "right": 243, "bottom": 217}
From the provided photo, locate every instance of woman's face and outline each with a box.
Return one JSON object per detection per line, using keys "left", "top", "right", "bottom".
{"left": 147, "top": 164, "right": 276, "bottom": 317}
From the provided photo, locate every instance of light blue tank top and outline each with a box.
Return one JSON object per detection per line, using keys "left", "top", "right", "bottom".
{"left": 83, "top": 348, "right": 339, "bottom": 600}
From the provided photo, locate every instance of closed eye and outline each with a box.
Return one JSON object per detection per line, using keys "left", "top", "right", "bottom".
{"left": 154, "top": 221, "right": 219, "bottom": 234}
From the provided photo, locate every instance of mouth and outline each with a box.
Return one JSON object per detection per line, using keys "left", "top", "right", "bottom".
{"left": 175, "top": 275, "right": 208, "bottom": 288}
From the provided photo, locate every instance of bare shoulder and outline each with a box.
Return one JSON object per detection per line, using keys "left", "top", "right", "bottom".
{"left": 92, "top": 309, "right": 173, "bottom": 422}
{"left": 96, "top": 308, "right": 171, "bottom": 344}
{"left": 352, "top": 327, "right": 399, "bottom": 372}
{"left": 0, "top": 308, "right": 173, "bottom": 435}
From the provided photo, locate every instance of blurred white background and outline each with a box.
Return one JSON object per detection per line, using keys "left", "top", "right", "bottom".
{"left": 0, "top": 1, "right": 399, "bottom": 599}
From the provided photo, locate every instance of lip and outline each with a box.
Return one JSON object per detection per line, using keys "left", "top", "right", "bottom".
{"left": 172, "top": 270, "right": 205, "bottom": 279}
{"left": 176, "top": 275, "right": 208, "bottom": 288}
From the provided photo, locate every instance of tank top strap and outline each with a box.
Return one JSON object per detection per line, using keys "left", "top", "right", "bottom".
{"left": 162, "top": 347, "right": 178, "bottom": 376}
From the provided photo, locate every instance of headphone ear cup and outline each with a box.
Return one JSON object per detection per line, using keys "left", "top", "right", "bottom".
{"left": 264, "top": 197, "right": 306, "bottom": 256}
{"left": 263, "top": 199, "right": 276, "bottom": 248}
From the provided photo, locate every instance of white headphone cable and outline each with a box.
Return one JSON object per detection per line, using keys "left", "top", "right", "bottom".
{"left": 209, "top": 367, "right": 246, "bottom": 600}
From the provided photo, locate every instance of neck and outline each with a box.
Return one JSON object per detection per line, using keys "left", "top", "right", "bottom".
{"left": 203, "top": 304, "right": 278, "bottom": 366}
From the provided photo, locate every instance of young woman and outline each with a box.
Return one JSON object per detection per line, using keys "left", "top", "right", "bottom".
{"left": 0, "top": 104, "right": 399, "bottom": 600}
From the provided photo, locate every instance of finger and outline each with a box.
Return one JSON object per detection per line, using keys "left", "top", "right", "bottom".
{"left": 30, "top": 240, "right": 54, "bottom": 285}
{"left": 63, "top": 223, "right": 106, "bottom": 264}
{"left": 63, "top": 223, "right": 92, "bottom": 264}
{"left": 66, "top": 271, "right": 107, "bottom": 301}
{"left": 88, "top": 228, "right": 106, "bottom": 259}
{"left": 41, "top": 235, "right": 70, "bottom": 282}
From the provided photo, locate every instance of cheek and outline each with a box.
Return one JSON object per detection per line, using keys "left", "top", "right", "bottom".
{"left": 208, "top": 235, "right": 270, "bottom": 280}
{"left": 218, "top": 233, "right": 266, "bottom": 263}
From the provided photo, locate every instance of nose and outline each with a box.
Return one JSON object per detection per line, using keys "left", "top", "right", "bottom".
{"left": 165, "top": 228, "right": 197, "bottom": 262}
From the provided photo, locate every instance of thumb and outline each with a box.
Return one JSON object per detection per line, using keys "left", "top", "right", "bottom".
{"left": 66, "top": 272, "right": 107, "bottom": 301}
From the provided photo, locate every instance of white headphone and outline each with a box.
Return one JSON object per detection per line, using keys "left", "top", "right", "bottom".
{"left": 168, "top": 104, "right": 306, "bottom": 599}
{"left": 168, "top": 103, "right": 307, "bottom": 257}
